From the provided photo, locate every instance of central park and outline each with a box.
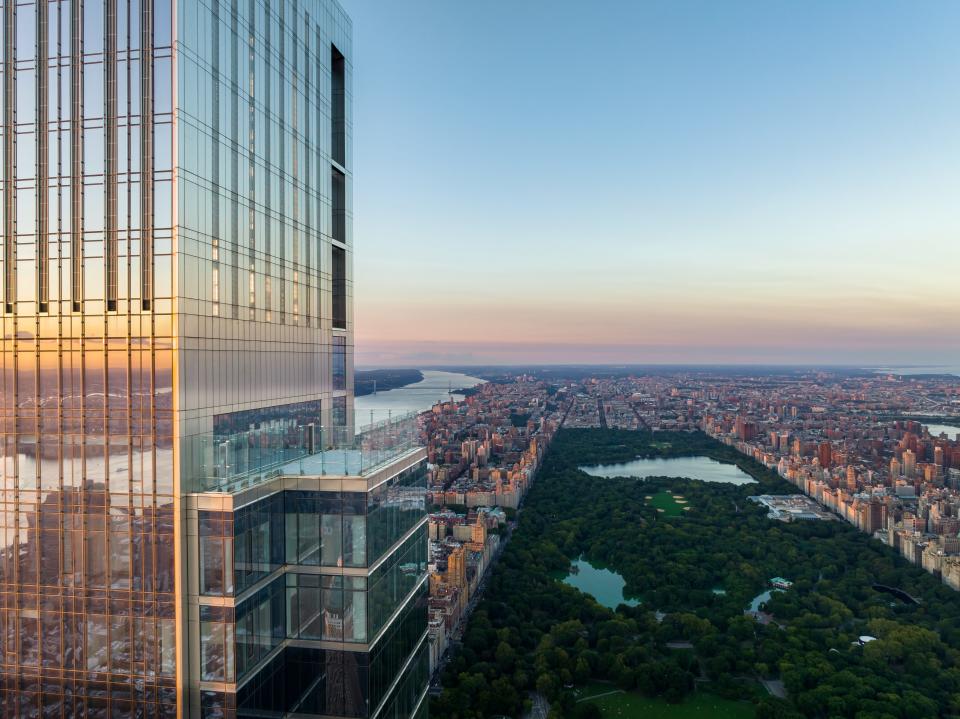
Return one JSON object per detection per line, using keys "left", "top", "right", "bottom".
{"left": 431, "top": 429, "right": 960, "bottom": 719}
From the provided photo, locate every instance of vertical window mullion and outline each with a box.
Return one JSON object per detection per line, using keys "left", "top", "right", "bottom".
{"left": 249, "top": 0, "right": 258, "bottom": 319}
{"left": 211, "top": 0, "right": 221, "bottom": 317}
{"left": 71, "top": 0, "right": 83, "bottom": 312}
{"left": 229, "top": 0, "right": 238, "bottom": 319}
{"left": 37, "top": 0, "right": 49, "bottom": 312}
{"left": 257, "top": 0, "right": 267, "bottom": 321}
{"left": 278, "top": 5, "right": 286, "bottom": 324}
{"left": 302, "top": 13, "right": 311, "bottom": 324}
{"left": 4, "top": 0, "right": 16, "bottom": 313}
{"left": 140, "top": 0, "right": 153, "bottom": 311}
{"left": 105, "top": 0, "right": 117, "bottom": 311}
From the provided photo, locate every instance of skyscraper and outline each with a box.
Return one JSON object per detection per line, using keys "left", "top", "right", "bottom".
{"left": 1, "top": 1, "right": 429, "bottom": 717}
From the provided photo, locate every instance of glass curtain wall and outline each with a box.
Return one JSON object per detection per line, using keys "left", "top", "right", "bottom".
{"left": 1, "top": 1, "right": 176, "bottom": 716}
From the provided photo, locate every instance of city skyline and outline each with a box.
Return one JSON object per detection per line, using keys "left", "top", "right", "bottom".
{"left": 343, "top": 0, "right": 960, "bottom": 366}
{"left": 421, "top": 365, "right": 960, "bottom": 717}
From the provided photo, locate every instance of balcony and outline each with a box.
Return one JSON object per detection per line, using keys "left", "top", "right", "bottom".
{"left": 190, "top": 410, "right": 421, "bottom": 493}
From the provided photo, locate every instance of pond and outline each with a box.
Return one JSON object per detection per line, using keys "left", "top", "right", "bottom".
{"left": 562, "top": 557, "right": 640, "bottom": 610}
{"left": 580, "top": 456, "right": 756, "bottom": 485}
{"left": 746, "top": 589, "right": 781, "bottom": 613}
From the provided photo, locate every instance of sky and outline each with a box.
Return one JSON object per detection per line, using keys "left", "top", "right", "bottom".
{"left": 340, "top": 0, "right": 960, "bottom": 368}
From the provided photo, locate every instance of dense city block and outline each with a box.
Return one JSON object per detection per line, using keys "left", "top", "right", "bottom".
{"left": 424, "top": 368, "right": 960, "bottom": 718}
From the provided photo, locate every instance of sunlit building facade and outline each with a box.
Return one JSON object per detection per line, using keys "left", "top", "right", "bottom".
{"left": 0, "top": 1, "right": 429, "bottom": 717}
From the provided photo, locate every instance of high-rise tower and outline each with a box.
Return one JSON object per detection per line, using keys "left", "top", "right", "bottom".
{"left": 0, "top": 1, "right": 429, "bottom": 717}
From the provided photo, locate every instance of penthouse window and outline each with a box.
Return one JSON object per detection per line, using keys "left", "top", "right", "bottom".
{"left": 332, "top": 245, "right": 346, "bottom": 329}
{"left": 331, "top": 44, "right": 345, "bottom": 167}
{"left": 332, "top": 167, "right": 346, "bottom": 245}
{"left": 333, "top": 336, "right": 347, "bottom": 390}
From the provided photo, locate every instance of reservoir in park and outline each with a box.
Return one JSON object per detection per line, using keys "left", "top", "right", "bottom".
{"left": 579, "top": 456, "right": 755, "bottom": 485}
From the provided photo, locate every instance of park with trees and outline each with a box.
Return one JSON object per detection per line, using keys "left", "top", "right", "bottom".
{"left": 431, "top": 428, "right": 960, "bottom": 719}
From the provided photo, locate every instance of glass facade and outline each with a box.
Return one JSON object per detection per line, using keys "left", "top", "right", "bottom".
{"left": 218, "top": 585, "right": 429, "bottom": 719}
{"left": 195, "top": 478, "right": 429, "bottom": 716}
{"left": 174, "top": 0, "right": 355, "bottom": 493}
{"left": 0, "top": 1, "right": 427, "bottom": 717}
{"left": 197, "top": 461, "right": 428, "bottom": 599}
{"left": 194, "top": 468, "right": 428, "bottom": 650}
{"left": 1, "top": 0, "right": 177, "bottom": 715}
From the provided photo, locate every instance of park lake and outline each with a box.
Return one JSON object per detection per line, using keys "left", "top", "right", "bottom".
{"left": 562, "top": 557, "right": 640, "bottom": 610}
{"left": 579, "top": 456, "right": 756, "bottom": 485}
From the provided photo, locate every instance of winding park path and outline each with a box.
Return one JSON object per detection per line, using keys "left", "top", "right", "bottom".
{"left": 526, "top": 692, "right": 551, "bottom": 719}
{"left": 576, "top": 688, "right": 625, "bottom": 703}
{"left": 760, "top": 678, "right": 787, "bottom": 698}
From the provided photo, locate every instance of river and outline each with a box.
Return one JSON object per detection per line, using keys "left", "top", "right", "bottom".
{"left": 354, "top": 369, "right": 485, "bottom": 425}
{"left": 872, "top": 365, "right": 960, "bottom": 377}
{"left": 926, "top": 423, "right": 960, "bottom": 439}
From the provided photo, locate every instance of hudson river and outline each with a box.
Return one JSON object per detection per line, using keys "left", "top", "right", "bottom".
{"left": 354, "top": 369, "right": 485, "bottom": 425}
{"left": 873, "top": 365, "right": 960, "bottom": 377}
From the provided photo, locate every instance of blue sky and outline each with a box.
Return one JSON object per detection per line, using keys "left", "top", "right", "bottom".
{"left": 341, "top": 0, "right": 960, "bottom": 366}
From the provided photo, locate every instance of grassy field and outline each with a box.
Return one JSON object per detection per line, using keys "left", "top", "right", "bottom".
{"left": 646, "top": 491, "right": 686, "bottom": 517}
{"left": 575, "top": 682, "right": 755, "bottom": 718}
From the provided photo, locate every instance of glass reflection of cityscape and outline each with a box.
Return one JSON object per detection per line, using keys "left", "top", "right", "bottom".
{"left": 0, "top": 1, "right": 429, "bottom": 717}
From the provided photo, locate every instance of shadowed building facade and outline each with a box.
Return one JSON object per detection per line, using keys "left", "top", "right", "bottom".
{"left": 0, "top": 1, "right": 428, "bottom": 717}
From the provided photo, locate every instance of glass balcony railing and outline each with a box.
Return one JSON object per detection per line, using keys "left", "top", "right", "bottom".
{"left": 189, "top": 410, "right": 421, "bottom": 493}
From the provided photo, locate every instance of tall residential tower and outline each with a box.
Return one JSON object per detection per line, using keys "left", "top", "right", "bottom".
{"left": 0, "top": 1, "right": 429, "bottom": 717}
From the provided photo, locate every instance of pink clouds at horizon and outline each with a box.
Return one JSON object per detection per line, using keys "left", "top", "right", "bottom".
{"left": 354, "top": 339, "right": 960, "bottom": 368}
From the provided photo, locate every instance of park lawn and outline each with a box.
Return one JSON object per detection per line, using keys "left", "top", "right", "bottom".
{"left": 575, "top": 682, "right": 754, "bottom": 718}
{"left": 648, "top": 491, "right": 684, "bottom": 517}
